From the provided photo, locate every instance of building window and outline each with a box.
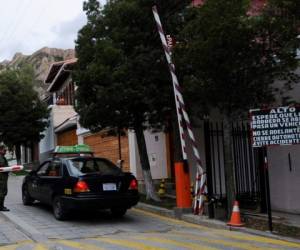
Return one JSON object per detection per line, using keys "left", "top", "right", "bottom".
{"left": 56, "top": 82, "right": 75, "bottom": 105}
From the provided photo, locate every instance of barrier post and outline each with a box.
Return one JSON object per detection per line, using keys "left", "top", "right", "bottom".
{"left": 175, "top": 161, "right": 192, "bottom": 208}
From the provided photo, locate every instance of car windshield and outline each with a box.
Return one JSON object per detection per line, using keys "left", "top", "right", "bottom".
{"left": 68, "top": 157, "right": 122, "bottom": 176}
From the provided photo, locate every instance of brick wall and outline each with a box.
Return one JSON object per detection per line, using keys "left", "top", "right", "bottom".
{"left": 84, "top": 131, "right": 130, "bottom": 172}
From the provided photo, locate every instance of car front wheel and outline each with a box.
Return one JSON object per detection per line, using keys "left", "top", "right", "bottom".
{"left": 53, "top": 196, "right": 68, "bottom": 220}
{"left": 22, "top": 185, "right": 34, "bottom": 205}
{"left": 111, "top": 208, "right": 127, "bottom": 218}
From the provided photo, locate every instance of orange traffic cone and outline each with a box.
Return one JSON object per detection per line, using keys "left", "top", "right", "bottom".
{"left": 227, "top": 201, "right": 244, "bottom": 227}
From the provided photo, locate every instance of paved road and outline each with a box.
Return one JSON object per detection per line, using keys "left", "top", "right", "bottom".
{"left": 0, "top": 175, "right": 299, "bottom": 249}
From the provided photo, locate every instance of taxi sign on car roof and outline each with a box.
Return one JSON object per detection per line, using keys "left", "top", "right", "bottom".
{"left": 54, "top": 144, "right": 93, "bottom": 154}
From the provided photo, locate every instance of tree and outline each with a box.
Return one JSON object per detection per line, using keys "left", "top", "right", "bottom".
{"left": 74, "top": 0, "right": 182, "bottom": 200}
{"left": 174, "top": 0, "right": 300, "bottom": 215}
{"left": 0, "top": 66, "right": 49, "bottom": 163}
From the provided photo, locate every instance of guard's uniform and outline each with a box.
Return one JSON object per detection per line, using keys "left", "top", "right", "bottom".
{"left": 0, "top": 155, "right": 9, "bottom": 209}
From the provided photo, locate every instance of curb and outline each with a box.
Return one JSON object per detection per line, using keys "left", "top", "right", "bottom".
{"left": 136, "top": 202, "right": 300, "bottom": 244}
{"left": 136, "top": 203, "right": 176, "bottom": 218}
{"left": 0, "top": 211, "right": 48, "bottom": 242}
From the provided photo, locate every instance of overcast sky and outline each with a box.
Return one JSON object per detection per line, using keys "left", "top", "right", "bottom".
{"left": 0, "top": 0, "right": 105, "bottom": 62}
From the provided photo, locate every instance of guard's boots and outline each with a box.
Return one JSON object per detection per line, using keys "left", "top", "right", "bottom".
{"left": 0, "top": 198, "right": 9, "bottom": 212}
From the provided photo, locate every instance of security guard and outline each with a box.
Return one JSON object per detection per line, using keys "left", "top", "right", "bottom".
{"left": 0, "top": 145, "right": 9, "bottom": 211}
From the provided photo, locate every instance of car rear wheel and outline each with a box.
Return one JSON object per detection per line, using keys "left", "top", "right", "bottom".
{"left": 22, "top": 185, "right": 34, "bottom": 205}
{"left": 53, "top": 196, "right": 68, "bottom": 220}
{"left": 111, "top": 208, "right": 127, "bottom": 218}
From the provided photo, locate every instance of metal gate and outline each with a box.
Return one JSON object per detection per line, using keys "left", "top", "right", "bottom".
{"left": 204, "top": 120, "right": 262, "bottom": 209}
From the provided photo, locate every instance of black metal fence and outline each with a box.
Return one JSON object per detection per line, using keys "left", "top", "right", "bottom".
{"left": 204, "top": 121, "right": 261, "bottom": 209}
{"left": 204, "top": 122, "right": 226, "bottom": 201}
{"left": 232, "top": 123, "right": 261, "bottom": 208}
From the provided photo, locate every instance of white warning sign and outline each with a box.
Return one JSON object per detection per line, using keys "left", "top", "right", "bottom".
{"left": 250, "top": 106, "right": 300, "bottom": 147}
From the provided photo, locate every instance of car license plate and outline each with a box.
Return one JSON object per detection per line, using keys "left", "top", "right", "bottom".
{"left": 103, "top": 183, "right": 117, "bottom": 191}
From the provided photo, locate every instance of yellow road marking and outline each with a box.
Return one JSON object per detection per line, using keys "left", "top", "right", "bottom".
{"left": 172, "top": 231, "right": 274, "bottom": 250}
{"left": 95, "top": 237, "right": 167, "bottom": 250}
{"left": 14, "top": 240, "right": 32, "bottom": 245}
{"left": 33, "top": 244, "right": 49, "bottom": 250}
{"left": 135, "top": 235, "right": 218, "bottom": 250}
{"left": 0, "top": 240, "right": 33, "bottom": 250}
{"left": 215, "top": 231, "right": 300, "bottom": 249}
{"left": 56, "top": 239, "right": 105, "bottom": 250}
{"left": 134, "top": 208, "right": 300, "bottom": 249}
{"left": 133, "top": 208, "right": 209, "bottom": 230}
{"left": 0, "top": 245, "right": 17, "bottom": 250}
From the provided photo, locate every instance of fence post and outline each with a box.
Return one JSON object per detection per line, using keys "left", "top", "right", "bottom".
{"left": 204, "top": 120, "right": 215, "bottom": 218}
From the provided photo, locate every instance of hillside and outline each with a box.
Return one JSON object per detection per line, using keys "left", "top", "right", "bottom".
{"left": 0, "top": 47, "right": 75, "bottom": 98}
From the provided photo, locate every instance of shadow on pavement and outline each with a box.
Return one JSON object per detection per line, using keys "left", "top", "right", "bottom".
{"left": 27, "top": 201, "right": 136, "bottom": 223}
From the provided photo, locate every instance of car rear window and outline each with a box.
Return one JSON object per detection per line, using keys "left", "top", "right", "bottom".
{"left": 68, "top": 158, "right": 122, "bottom": 176}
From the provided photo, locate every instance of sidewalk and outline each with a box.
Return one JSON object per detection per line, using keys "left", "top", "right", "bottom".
{"left": 140, "top": 185, "right": 300, "bottom": 239}
{"left": 0, "top": 212, "right": 29, "bottom": 246}
{"left": 135, "top": 202, "right": 300, "bottom": 243}
{"left": 242, "top": 210, "right": 300, "bottom": 239}
{"left": 0, "top": 175, "right": 31, "bottom": 246}
{"left": 273, "top": 211, "right": 300, "bottom": 228}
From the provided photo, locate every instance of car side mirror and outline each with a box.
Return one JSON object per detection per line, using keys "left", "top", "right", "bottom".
{"left": 29, "top": 170, "right": 37, "bottom": 176}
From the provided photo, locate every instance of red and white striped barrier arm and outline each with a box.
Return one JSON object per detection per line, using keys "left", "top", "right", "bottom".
{"left": 152, "top": 6, "right": 187, "bottom": 160}
{"left": 152, "top": 6, "right": 207, "bottom": 215}
{"left": 0, "top": 165, "right": 24, "bottom": 173}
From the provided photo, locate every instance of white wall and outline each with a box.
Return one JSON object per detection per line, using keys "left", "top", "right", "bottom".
{"left": 128, "top": 125, "right": 207, "bottom": 183}
{"left": 39, "top": 105, "right": 77, "bottom": 162}
{"left": 39, "top": 111, "right": 55, "bottom": 155}
{"left": 129, "top": 130, "right": 168, "bottom": 180}
{"left": 268, "top": 67, "right": 300, "bottom": 214}
{"left": 52, "top": 105, "right": 77, "bottom": 127}
{"left": 76, "top": 119, "right": 90, "bottom": 144}
{"left": 268, "top": 144, "right": 300, "bottom": 214}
